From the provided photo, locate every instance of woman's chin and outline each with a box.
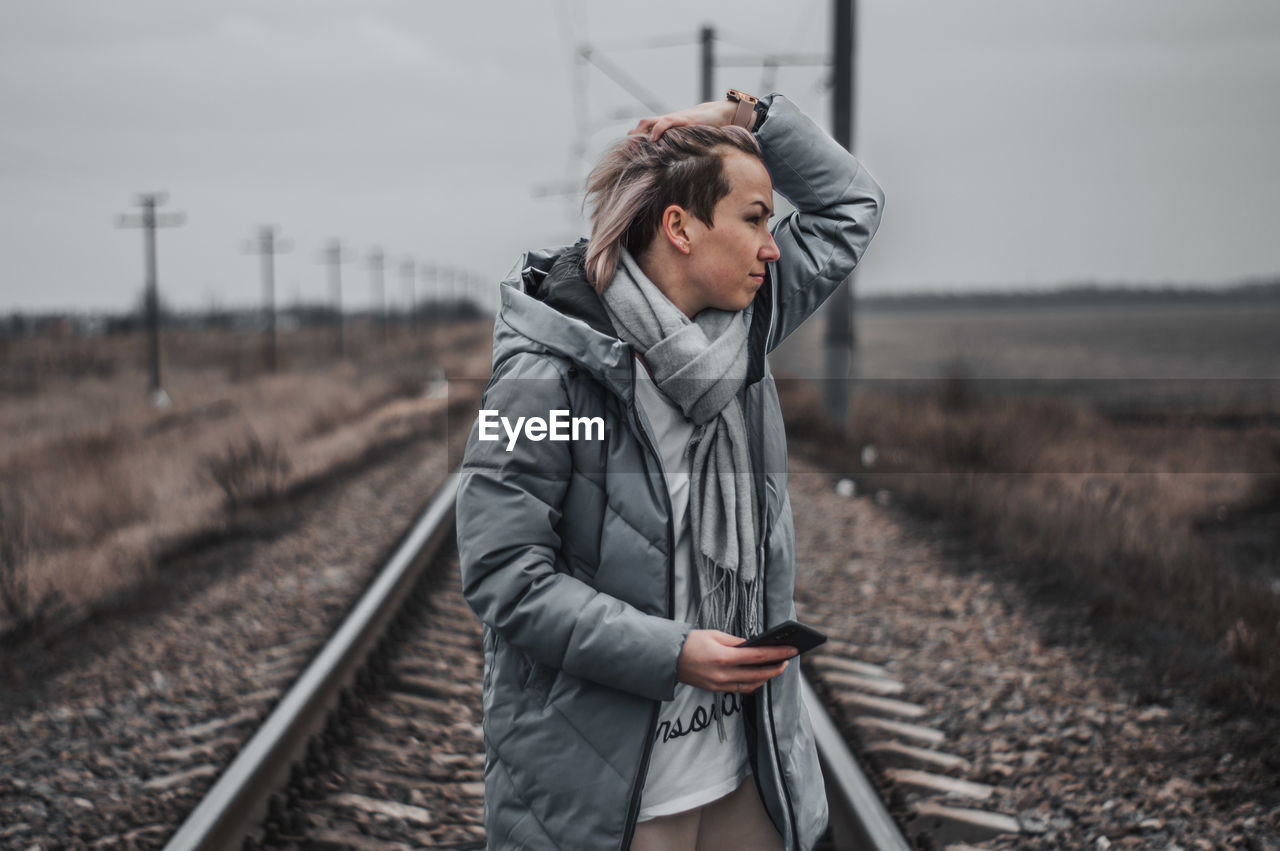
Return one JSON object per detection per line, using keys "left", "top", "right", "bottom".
{"left": 705, "top": 292, "right": 758, "bottom": 314}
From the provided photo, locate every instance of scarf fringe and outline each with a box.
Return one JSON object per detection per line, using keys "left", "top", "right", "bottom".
{"left": 694, "top": 556, "right": 762, "bottom": 744}
{"left": 693, "top": 556, "right": 761, "bottom": 640}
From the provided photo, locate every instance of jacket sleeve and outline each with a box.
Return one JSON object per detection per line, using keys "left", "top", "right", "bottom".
{"left": 456, "top": 350, "right": 692, "bottom": 702}
{"left": 756, "top": 93, "right": 885, "bottom": 351}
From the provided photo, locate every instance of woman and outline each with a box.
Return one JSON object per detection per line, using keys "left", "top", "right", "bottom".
{"left": 457, "top": 90, "right": 884, "bottom": 850}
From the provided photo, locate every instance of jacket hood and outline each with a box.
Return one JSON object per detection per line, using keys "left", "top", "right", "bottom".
{"left": 493, "top": 239, "right": 638, "bottom": 398}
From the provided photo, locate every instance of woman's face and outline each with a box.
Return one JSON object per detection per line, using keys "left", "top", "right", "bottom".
{"left": 682, "top": 151, "right": 781, "bottom": 315}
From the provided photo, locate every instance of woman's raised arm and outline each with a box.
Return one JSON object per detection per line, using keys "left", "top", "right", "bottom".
{"left": 755, "top": 93, "right": 884, "bottom": 350}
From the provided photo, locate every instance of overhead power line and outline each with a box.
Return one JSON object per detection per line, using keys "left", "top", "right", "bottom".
{"left": 716, "top": 52, "right": 829, "bottom": 67}
{"left": 575, "top": 45, "right": 671, "bottom": 116}
{"left": 587, "top": 34, "right": 699, "bottom": 51}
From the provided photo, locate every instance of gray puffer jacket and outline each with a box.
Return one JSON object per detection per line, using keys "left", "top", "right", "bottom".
{"left": 456, "top": 94, "right": 884, "bottom": 850}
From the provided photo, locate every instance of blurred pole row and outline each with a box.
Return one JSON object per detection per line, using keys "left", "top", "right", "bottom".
{"left": 116, "top": 195, "right": 496, "bottom": 404}
{"left": 113, "top": 5, "right": 857, "bottom": 414}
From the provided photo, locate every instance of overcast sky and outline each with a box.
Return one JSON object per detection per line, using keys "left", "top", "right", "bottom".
{"left": 3, "top": 1, "right": 1279, "bottom": 312}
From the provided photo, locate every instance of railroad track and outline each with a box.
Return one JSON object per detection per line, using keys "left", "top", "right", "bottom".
{"left": 159, "top": 474, "right": 1026, "bottom": 850}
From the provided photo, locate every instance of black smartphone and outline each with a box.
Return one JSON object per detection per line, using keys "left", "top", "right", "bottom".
{"left": 738, "top": 620, "right": 827, "bottom": 655}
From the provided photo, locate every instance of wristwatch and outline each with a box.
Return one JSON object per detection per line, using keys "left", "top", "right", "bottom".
{"left": 726, "top": 89, "right": 767, "bottom": 132}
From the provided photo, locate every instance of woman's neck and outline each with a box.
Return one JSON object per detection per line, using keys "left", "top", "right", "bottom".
{"left": 634, "top": 246, "right": 700, "bottom": 319}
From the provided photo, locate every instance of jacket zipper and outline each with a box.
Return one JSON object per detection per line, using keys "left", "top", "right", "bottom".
{"left": 755, "top": 535, "right": 799, "bottom": 848}
{"left": 753, "top": 529, "right": 791, "bottom": 843}
{"left": 619, "top": 355, "right": 678, "bottom": 851}
{"left": 618, "top": 356, "right": 800, "bottom": 849}
{"left": 764, "top": 264, "right": 779, "bottom": 352}
{"left": 747, "top": 372, "right": 800, "bottom": 851}
{"left": 764, "top": 675, "right": 800, "bottom": 850}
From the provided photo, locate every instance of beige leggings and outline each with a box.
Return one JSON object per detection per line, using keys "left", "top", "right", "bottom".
{"left": 628, "top": 774, "right": 783, "bottom": 851}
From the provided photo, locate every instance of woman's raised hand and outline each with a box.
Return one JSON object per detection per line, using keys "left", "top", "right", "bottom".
{"left": 676, "top": 629, "right": 797, "bottom": 694}
{"left": 630, "top": 100, "right": 739, "bottom": 142}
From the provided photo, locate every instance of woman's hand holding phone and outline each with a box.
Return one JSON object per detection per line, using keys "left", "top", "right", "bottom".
{"left": 676, "top": 629, "right": 796, "bottom": 694}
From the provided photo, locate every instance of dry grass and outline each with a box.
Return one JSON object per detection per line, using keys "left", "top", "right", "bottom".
{"left": 201, "top": 431, "right": 293, "bottom": 510}
{"left": 779, "top": 376, "right": 1280, "bottom": 708}
{"left": 0, "top": 320, "right": 491, "bottom": 638}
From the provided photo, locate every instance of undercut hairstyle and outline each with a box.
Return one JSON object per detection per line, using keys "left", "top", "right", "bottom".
{"left": 583, "top": 125, "right": 763, "bottom": 292}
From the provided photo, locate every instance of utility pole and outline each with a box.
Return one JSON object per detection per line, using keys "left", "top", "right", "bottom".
{"left": 463, "top": 272, "right": 476, "bottom": 311}
{"left": 823, "top": 0, "right": 857, "bottom": 428}
{"left": 418, "top": 263, "right": 440, "bottom": 353}
{"left": 419, "top": 263, "right": 437, "bottom": 316}
{"left": 322, "top": 239, "right": 351, "bottom": 358}
{"left": 443, "top": 267, "right": 457, "bottom": 310}
{"left": 244, "top": 225, "right": 291, "bottom": 372}
{"left": 700, "top": 25, "right": 715, "bottom": 102}
{"left": 116, "top": 192, "right": 184, "bottom": 407}
{"left": 367, "top": 247, "right": 387, "bottom": 344}
{"left": 400, "top": 257, "right": 416, "bottom": 336}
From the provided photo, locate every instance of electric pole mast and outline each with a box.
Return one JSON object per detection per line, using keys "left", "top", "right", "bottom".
{"left": 368, "top": 247, "right": 387, "bottom": 344}
{"left": 444, "top": 267, "right": 458, "bottom": 309}
{"left": 700, "top": 25, "right": 715, "bottom": 102}
{"left": 400, "top": 257, "right": 416, "bottom": 336}
{"left": 419, "top": 263, "right": 437, "bottom": 315}
{"left": 418, "top": 263, "right": 439, "bottom": 352}
{"left": 245, "top": 225, "right": 290, "bottom": 372}
{"left": 322, "top": 239, "right": 351, "bottom": 358}
{"left": 824, "top": 0, "right": 857, "bottom": 427}
{"left": 116, "top": 192, "right": 184, "bottom": 407}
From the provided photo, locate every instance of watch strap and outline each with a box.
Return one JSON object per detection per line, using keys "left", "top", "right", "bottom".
{"left": 726, "top": 89, "right": 760, "bottom": 130}
{"left": 752, "top": 98, "right": 770, "bottom": 132}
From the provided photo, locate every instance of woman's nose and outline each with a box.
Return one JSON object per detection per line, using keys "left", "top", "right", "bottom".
{"left": 760, "top": 233, "right": 781, "bottom": 262}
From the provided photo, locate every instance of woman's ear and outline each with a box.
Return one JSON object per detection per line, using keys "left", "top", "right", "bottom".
{"left": 660, "top": 204, "right": 692, "bottom": 255}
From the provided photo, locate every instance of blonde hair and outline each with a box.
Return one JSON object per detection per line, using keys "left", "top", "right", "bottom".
{"left": 583, "top": 125, "right": 762, "bottom": 292}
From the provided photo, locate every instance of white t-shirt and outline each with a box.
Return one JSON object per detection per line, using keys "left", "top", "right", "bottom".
{"left": 633, "top": 356, "right": 751, "bottom": 822}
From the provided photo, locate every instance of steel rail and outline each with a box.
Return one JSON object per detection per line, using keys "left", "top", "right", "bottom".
{"left": 801, "top": 675, "right": 913, "bottom": 851}
{"left": 163, "top": 473, "right": 460, "bottom": 851}
{"left": 164, "top": 468, "right": 908, "bottom": 849}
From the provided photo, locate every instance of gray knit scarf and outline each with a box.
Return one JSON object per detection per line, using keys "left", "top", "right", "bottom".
{"left": 601, "top": 248, "right": 761, "bottom": 644}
